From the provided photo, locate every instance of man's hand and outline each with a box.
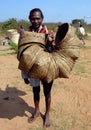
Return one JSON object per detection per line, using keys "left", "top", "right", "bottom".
{"left": 24, "top": 78, "right": 29, "bottom": 84}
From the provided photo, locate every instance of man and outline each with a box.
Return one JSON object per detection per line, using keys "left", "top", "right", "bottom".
{"left": 21, "top": 8, "right": 54, "bottom": 128}
{"left": 79, "top": 24, "right": 86, "bottom": 45}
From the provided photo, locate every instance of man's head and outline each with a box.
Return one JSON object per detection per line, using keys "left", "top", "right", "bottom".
{"left": 29, "top": 8, "right": 44, "bottom": 31}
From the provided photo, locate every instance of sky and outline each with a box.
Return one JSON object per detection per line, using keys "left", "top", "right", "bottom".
{"left": 0, "top": 0, "right": 91, "bottom": 24}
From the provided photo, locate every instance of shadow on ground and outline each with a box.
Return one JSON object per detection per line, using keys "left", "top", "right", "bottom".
{"left": 0, "top": 86, "right": 34, "bottom": 119}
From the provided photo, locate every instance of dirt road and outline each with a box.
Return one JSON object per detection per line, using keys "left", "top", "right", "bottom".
{"left": 0, "top": 42, "right": 91, "bottom": 130}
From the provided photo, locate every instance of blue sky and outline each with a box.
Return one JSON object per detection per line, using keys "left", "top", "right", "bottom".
{"left": 0, "top": 0, "right": 91, "bottom": 23}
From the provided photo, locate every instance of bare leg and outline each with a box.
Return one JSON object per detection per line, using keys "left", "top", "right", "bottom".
{"left": 28, "top": 86, "right": 40, "bottom": 123}
{"left": 44, "top": 95, "right": 51, "bottom": 127}
{"left": 42, "top": 81, "right": 53, "bottom": 127}
{"left": 81, "top": 36, "right": 85, "bottom": 45}
{"left": 83, "top": 40, "right": 85, "bottom": 45}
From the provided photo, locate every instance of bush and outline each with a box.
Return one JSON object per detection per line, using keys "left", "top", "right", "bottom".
{"left": 10, "top": 43, "right": 18, "bottom": 53}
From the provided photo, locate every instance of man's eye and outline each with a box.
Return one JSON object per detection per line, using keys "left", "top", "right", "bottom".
{"left": 31, "top": 18, "right": 40, "bottom": 20}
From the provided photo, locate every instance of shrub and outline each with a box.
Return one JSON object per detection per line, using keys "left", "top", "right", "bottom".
{"left": 10, "top": 43, "right": 18, "bottom": 53}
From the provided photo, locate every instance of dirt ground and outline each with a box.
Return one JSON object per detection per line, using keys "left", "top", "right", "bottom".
{"left": 0, "top": 39, "right": 91, "bottom": 130}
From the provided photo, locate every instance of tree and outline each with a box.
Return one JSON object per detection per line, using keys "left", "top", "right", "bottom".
{"left": 72, "top": 19, "right": 87, "bottom": 25}
{"left": 1, "top": 18, "right": 17, "bottom": 32}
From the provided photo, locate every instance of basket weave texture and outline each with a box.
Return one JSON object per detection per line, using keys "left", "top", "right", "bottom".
{"left": 17, "top": 23, "right": 80, "bottom": 82}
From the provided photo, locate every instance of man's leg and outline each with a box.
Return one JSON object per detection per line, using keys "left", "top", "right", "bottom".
{"left": 28, "top": 86, "right": 40, "bottom": 123}
{"left": 42, "top": 80, "right": 53, "bottom": 127}
{"left": 82, "top": 39, "right": 85, "bottom": 45}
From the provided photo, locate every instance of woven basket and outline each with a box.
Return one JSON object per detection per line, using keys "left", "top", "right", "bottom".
{"left": 55, "top": 23, "right": 80, "bottom": 59}
{"left": 7, "top": 29, "right": 20, "bottom": 44}
{"left": 17, "top": 31, "right": 46, "bottom": 60}
{"left": 19, "top": 31, "right": 46, "bottom": 45}
{"left": 18, "top": 23, "right": 80, "bottom": 83}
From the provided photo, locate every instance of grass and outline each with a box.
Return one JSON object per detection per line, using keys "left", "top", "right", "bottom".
{"left": 73, "top": 63, "right": 86, "bottom": 74}
{"left": 0, "top": 52, "right": 9, "bottom": 56}
{"left": 80, "top": 44, "right": 91, "bottom": 49}
{"left": 0, "top": 44, "right": 16, "bottom": 56}
{"left": 9, "top": 43, "right": 18, "bottom": 53}
{"left": 73, "top": 59, "right": 91, "bottom": 78}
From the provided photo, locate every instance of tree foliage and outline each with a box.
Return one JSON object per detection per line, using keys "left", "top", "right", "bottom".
{"left": 72, "top": 19, "right": 87, "bottom": 25}
{"left": 0, "top": 18, "right": 30, "bottom": 34}
{"left": 1, "top": 18, "right": 17, "bottom": 31}
{"left": 0, "top": 17, "right": 90, "bottom": 35}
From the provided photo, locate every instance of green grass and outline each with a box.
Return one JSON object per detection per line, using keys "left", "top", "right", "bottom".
{"left": 74, "top": 63, "right": 86, "bottom": 74}
{"left": 0, "top": 52, "right": 9, "bottom": 56}
{"left": 10, "top": 43, "right": 18, "bottom": 53}
{"left": 79, "top": 44, "right": 91, "bottom": 49}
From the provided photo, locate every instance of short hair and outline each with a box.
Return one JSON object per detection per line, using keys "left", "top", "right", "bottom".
{"left": 80, "top": 24, "right": 83, "bottom": 27}
{"left": 28, "top": 8, "right": 44, "bottom": 20}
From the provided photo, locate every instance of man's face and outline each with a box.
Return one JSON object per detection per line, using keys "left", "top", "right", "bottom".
{"left": 30, "top": 11, "right": 43, "bottom": 30}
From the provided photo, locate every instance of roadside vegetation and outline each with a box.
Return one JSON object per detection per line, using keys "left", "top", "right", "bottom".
{"left": 0, "top": 18, "right": 91, "bottom": 34}
{"left": 0, "top": 18, "right": 91, "bottom": 54}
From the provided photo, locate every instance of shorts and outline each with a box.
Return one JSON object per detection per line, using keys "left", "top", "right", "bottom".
{"left": 29, "top": 78, "right": 40, "bottom": 87}
{"left": 21, "top": 71, "right": 40, "bottom": 87}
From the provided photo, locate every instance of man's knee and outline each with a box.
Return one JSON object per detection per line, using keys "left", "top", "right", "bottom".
{"left": 43, "top": 83, "right": 53, "bottom": 99}
{"left": 33, "top": 86, "right": 40, "bottom": 94}
{"left": 44, "top": 92, "right": 51, "bottom": 99}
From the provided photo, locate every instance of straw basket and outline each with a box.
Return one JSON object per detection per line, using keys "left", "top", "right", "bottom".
{"left": 7, "top": 29, "right": 20, "bottom": 44}
{"left": 18, "top": 23, "right": 80, "bottom": 83}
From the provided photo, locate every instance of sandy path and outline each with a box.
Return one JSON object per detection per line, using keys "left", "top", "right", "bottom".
{"left": 0, "top": 43, "right": 91, "bottom": 130}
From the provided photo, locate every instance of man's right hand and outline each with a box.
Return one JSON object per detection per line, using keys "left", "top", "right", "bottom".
{"left": 24, "top": 78, "right": 29, "bottom": 84}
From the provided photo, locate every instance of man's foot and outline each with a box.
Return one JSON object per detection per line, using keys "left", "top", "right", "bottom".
{"left": 43, "top": 114, "right": 50, "bottom": 128}
{"left": 28, "top": 110, "right": 40, "bottom": 123}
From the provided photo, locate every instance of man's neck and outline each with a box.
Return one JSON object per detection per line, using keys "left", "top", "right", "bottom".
{"left": 32, "top": 25, "right": 43, "bottom": 32}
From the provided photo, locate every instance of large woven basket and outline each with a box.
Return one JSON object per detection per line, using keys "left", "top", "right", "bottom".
{"left": 18, "top": 23, "right": 80, "bottom": 83}
{"left": 17, "top": 31, "right": 46, "bottom": 60}
{"left": 7, "top": 29, "right": 20, "bottom": 44}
